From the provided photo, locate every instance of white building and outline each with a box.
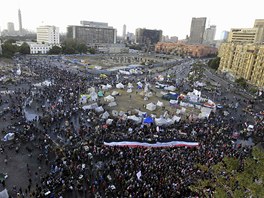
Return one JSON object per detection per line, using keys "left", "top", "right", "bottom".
{"left": 29, "top": 43, "right": 52, "bottom": 54}
{"left": 37, "top": 25, "right": 60, "bottom": 44}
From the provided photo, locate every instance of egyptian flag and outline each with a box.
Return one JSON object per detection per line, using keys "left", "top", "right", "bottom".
{"left": 103, "top": 140, "right": 199, "bottom": 148}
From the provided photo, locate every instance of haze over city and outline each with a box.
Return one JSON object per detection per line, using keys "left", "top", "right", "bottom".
{"left": 1, "top": 0, "right": 263, "bottom": 39}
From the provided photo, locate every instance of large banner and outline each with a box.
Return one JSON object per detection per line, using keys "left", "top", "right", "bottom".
{"left": 103, "top": 140, "right": 199, "bottom": 148}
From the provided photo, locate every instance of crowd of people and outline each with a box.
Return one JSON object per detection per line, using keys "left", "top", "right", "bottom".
{"left": 0, "top": 55, "right": 263, "bottom": 197}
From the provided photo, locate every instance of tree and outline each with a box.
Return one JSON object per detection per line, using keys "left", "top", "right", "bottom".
{"left": 61, "top": 39, "right": 78, "bottom": 54}
{"left": 88, "top": 47, "right": 96, "bottom": 54}
{"left": 190, "top": 147, "right": 264, "bottom": 197}
{"left": 49, "top": 45, "right": 62, "bottom": 55}
{"left": 76, "top": 43, "right": 88, "bottom": 54}
{"left": 208, "top": 57, "right": 220, "bottom": 70}
{"left": 235, "top": 77, "right": 247, "bottom": 88}
{"left": 19, "top": 42, "right": 30, "bottom": 54}
{"left": 1, "top": 40, "right": 18, "bottom": 58}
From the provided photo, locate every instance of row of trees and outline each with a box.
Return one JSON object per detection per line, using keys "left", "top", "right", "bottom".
{"left": 0, "top": 38, "right": 96, "bottom": 58}
{"left": 1, "top": 39, "right": 30, "bottom": 58}
{"left": 208, "top": 57, "right": 220, "bottom": 70}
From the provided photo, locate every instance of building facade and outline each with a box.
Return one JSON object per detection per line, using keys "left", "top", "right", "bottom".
{"left": 7, "top": 22, "right": 15, "bottom": 34}
{"left": 37, "top": 25, "right": 60, "bottom": 44}
{"left": 67, "top": 21, "right": 116, "bottom": 45}
{"left": 227, "top": 28, "right": 258, "bottom": 43}
{"left": 155, "top": 42, "right": 217, "bottom": 58}
{"left": 135, "top": 28, "right": 162, "bottom": 45}
{"left": 29, "top": 43, "right": 52, "bottom": 54}
{"left": 189, "top": 17, "right": 207, "bottom": 44}
{"left": 254, "top": 19, "right": 264, "bottom": 44}
{"left": 204, "top": 25, "right": 216, "bottom": 44}
{"left": 218, "top": 43, "right": 264, "bottom": 87}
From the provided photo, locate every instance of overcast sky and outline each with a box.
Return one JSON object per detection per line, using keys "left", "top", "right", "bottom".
{"left": 1, "top": 0, "right": 263, "bottom": 39}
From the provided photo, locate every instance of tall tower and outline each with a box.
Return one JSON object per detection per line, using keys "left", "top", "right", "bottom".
{"left": 204, "top": 25, "right": 216, "bottom": 44}
{"left": 189, "top": 17, "right": 207, "bottom": 44}
{"left": 122, "top": 24, "right": 126, "bottom": 41}
{"left": 18, "top": 9, "right": 23, "bottom": 35}
{"left": 254, "top": 19, "right": 264, "bottom": 44}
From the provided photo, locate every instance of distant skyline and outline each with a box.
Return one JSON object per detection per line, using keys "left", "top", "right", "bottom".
{"left": 0, "top": 0, "right": 263, "bottom": 39}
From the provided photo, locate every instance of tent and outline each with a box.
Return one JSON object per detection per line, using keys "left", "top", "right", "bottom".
{"left": 146, "top": 103, "right": 156, "bottom": 111}
{"left": 108, "top": 101, "right": 117, "bottom": 107}
{"left": 162, "top": 93, "right": 179, "bottom": 101}
{"left": 111, "top": 91, "right": 119, "bottom": 96}
{"left": 102, "top": 84, "right": 112, "bottom": 90}
{"left": 95, "top": 106, "right": 104, "bottom": 113}
{"left": 137, "top": 82, "right": 143, "bottom": 89}
{"left": 98, "top": 91, "right": 104, "bottom": 97}
{"left": 106, "top": 119, "right": 113, "bottom": 125}
{"left": 127, "top": 83, "right": 134, "bottom": 88}
{"left": 116, "top": 83, "right": 125, "bottom": 89}
{"left": 172, "top": 115, "right": 181, "bottom": 122}
{"left": 164, "top": 85, "right": 176, "bottom": 91}
{"left": 127, "top": 88, "right": 132, "bottom": 93}
{"left": 112, "top": 110, "right": 118, "bottom": 117}
{"left": 145, "top": 92, "right": 153, "bottom": 97}
{"left": 143, "top": 117, "right": 154, "bottom": 124}
{"left": 155, "top": 117, "right": 174, "bottom": 126}
{"left": 89, "top": 92, "right": 98, "bottom": 102}
{"left": 82, "top": 103, "right": 98, "bottom": 110}
{"left": 127, "top": 115, "right": 142, "bottom": 124}
{"left": 0, "top": 189, "right": 9, "bottom": 198}
{"left": 102, "top": 111, "right": 110, "bottom": 119}
{"left": 2, "top": 133, "right": 15, "bottom": 141}
{"left": 156, "top": 101, "right": 164, "bottom": 107}
{"left": 79, "top": 94, "right": 90, "bottom": 104}
{"left": 104, "top": 95, "right": 115, "bottom": 102}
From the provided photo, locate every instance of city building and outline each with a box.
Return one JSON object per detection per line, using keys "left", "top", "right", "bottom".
{"left": 37, "top": 25, "right": 60, "bottom": 44}
{"left": 218, "top": 42, "right": 264, "bottom": 87}
{"left": 221, "top": 31, "right": 229, "bottom": 41}
{"left": 67, "top": 21, "right": 117, "bottom": 46}
{"left": 29, "top": 43, "right": 52, "bottom": 54}
{"left": 18, "top": 9, "right": 23, "bottom": 35}
{"left": 170, "top": 36, "right": 178, "bottom": 42}
{"left": 254, "top": 19, "right": 264, "bottom": 43}
{"left": 97, "top": 43, "right": 129, "bottom": 54}
{"left": 189, "top": 17, "right": 207, "bottom": 44}
{"left": 123, "top": 24, "right": 126, "bottom": 41}
{"left": 227, "top": 28, "right": 258, "bottom": 43}
{"left": 203, "top": 25, "right": 216, "bottom": 45}
{"left": 155, "top": 42, "right": 217, "bottom": 58}
{"left": 7, "top": 22, "right": 15, "bottom": 34}
{"left": 135, "top": 28, "right": 162, "bottom": 45}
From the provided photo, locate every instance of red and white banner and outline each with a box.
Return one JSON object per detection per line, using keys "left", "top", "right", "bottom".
{"left": 103, "top": 141, "right": 199, "bottom": 148}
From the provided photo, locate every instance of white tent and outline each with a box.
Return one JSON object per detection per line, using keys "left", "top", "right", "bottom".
{"left": 111, "top": 91, "right": 119, "bottom": 96}
{"left": 88, "top": 87, "right": 96, "bottom": 93}
{"left": 108, "top": 101, "right": 117, "bottom": 107}
{"left": 106, "top": 119, "right": 113, "bottom": 125}
{"left": 102, "top": 84, "right": 112, "bottom": 90}
{"left": 102, "top": 111, "right": 110, "bottom": 119}
{"left": 155, "top": 117, "right": 174, "bottom": 126}
{"left": 112, "top": 110, "right": 119, "bottom": 117}
{"left": 135, "top": 110, "right": 147, "bottom": 117}
{"left": 145, "top": 92, "right": 153, "bottom": 97}
{"left": 198, "top": 107, "right": 212, "bottom": 119}
{"left": 89, "top": 92, "right": 98, "bottom": 102}
{"left": 127, "top": 88, "right": 132, "bottom": 93}
{"left": 164, "top": 85, "right": 176, "bottom": 91}
{"left": 0, "top": 189, "right": 9, "bottom": 198}
{"left": 172, "top": 115, "right": 181, "bottom": 122}
{"left": 104, "top": 95, "right": 115, "bottom": 102}
{"left": 127, "top": 83, "right": 134, "bottom": 88}
{"left": 82, "top": 103, "right": 98, "bottom": 110}
{"left": 137, "top": 82, "right": 143, "bottom": 88}
{"left": 116, "top": 83, "right": 125, "bottom": 89}
{"left": 95, "top": 106, "right": 104, "bottom": 113}
{"left": 2, "top": 133, "right": 15, "bottom": 141}
{"left": 127, "top": 115, "right": 142, "bottom": 124}
{"left": 146, "top": 103, "right": 156, "bottom": 111}
{"left": 156, "top": 101, "right": 164, "bottom": 107}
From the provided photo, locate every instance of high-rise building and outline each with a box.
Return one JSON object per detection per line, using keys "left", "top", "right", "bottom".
{"left": 204, "top": 25, "right": 216, "bottom": 44}
{"left": 189, "top": 17, "right": 207, "bottom": 44}
{"left": 218, "top": 42, "right": 264, "bottom": 87}
{"left": 227, "top": 28, "right": 258, "bottom": 43}
{"left": 7, "top": 22, "right": 15, "bottom": 34}
{"left": 221, "top": 31, "right": 229, "bottom": 41}
{"left": 18, "top": 9, "right": 23, "bottom": 35}
{"left": 254, "top": 19, "right": 264, "bottom": 44}
{"left": 135, "top": 28, "right": 162, "bottom": 45}
{"left": 123, "top": 24, "right": 126, "bottom": 40}
{"left": 67, "top": 21, "right": 117, "bottom": 45}
{"left": 37, "top": 25, "right": 60, "bottom": 44}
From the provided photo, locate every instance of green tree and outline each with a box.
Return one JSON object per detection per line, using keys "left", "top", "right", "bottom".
{"left": 88, "top": 47, "right": 96, "bottom": 54}
{"left": 49, "top": 45, "right": 62, "bottom": 55}
{"left": 208, "top": 57, "right": 220, "bottom": 70}
{"left": 190, "top": 147, "right": 264, "bottom": 197}
{"left": 1, "top": 40, "right": 18, "bottom": 58}
{"left": 235, "top": 77, "right": 247, "bottom": 88}
{"left": 76, "top": 43, "right": 88, "bottom": 54}
{"left": 61, "top": 39, "right": 78, "bottom": 54}
{"left": 19, "top": 42, "right": 30, "bottom": 54}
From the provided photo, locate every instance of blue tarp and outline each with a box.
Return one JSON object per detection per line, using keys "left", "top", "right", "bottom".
{"left": 144, "top": 117, "right": 154, "bottom": 123}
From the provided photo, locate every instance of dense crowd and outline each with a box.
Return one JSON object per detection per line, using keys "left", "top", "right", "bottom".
{"left": 0, "top": 55, "right": 263, "bottom": 197}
